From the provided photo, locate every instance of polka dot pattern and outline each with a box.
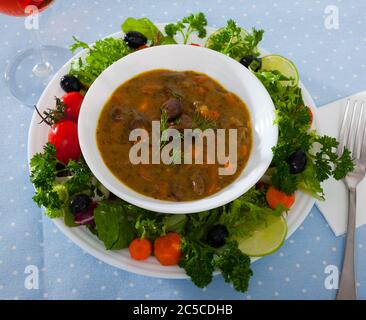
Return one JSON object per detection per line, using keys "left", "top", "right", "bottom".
{"left": 0, "top": 0, "right": 366, "bottom": 300}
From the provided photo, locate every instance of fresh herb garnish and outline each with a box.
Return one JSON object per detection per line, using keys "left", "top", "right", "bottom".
{"left": 165, "top": 12, "right": 208, "bottom": 44}
{"left": 34, "top": 97, "right": 65, "bottom": 126}
{"left": 64, "top": 159, "right": 93, "bottom": 196}
{"left": 192, "top": 109, "right": 217, "bottom": 130}
{"left": 69, "top": 36, "right": 132, "bottom": 88}
{"left": 256, "top": 70, "right": 354, "bottom": 197}
{"left": 160, "top": 109, "right": 169, "bottom": 149}
{"left": 30, "top": 143, "right": 97, "bottom": 217}
{"left": 213, "top": 241, "right": 252, "bottom": 292}
{"left": 179, "top": 239, "right": 215, "bottom": 288}
{"left": 30, "top": 143, "right": 61, "bottom": 210}
{"left": 206, "top": 19, "right": 263, "bottom": 60}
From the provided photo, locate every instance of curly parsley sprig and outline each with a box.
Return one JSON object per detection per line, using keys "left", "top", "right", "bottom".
{"left": 165, "top": 12, "right": 208, "bottom": 44}
{"left": 256, "top": 70, "right": 354, "bottom": 197}
{"left": 206, "top": 19, "right": 263, "bottom": 60}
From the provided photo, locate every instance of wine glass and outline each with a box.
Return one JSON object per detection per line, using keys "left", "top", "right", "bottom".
{"left": 0, "top": 0, "right": 71, "bottom": 106}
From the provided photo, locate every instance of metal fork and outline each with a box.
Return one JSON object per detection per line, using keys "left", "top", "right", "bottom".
{"left": 336, "top": 99, "right": 366, "bottom": 300}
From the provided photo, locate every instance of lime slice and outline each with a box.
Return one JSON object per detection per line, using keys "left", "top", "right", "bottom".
{"left": 236, "top": 215, "right": 287, "bottom": 257}
{"left": 260, "top": 54, "right": 299, "bottom": 86}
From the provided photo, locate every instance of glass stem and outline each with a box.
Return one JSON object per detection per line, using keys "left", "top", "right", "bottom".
{"left": 31, "top": 23, "right": 53, "bottom": 77}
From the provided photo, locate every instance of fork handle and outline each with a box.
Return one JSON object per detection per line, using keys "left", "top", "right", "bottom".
{"left": 336, "top": 188, "right": 357, "bottom": 300}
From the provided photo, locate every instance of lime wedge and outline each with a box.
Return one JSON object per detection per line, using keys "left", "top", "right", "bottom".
{"left": 236, "top": 215, "right": 287, "bottom": 257}
{"left": 260, "top": 54, "right": 299, "bottom": 86}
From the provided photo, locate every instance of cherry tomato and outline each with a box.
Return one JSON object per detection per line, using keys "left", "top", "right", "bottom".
{"left": 61, "top": 92, "right": 84, "bottom": 121}
{"left": 48, "top": 120, "right": 81, "bottom": 164}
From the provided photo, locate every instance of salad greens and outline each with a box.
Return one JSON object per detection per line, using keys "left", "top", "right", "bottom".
{"left": 93, "top": 201, "right": 135, "bottom": 249}
{"left": 29, "top": 12, "right": 355, "bottom": 294}
{"left": 165, "top": 12, "right": 208, "bottom": 44}
{"left": 179, "top": 239, "right": 215, "bottom": 288}
{"left": 219, "top": 187, "right": 284, "bottom": 238}
{"left": 122, "top": 17, "right": 176, "bottom": 45}
{"left": 214, "top": 241, "right": 252, "bottom": 292}
{"left": 256, "top": 70, "right": 354, "bottom": 198}
{"left": 69, "top": 36, "right": 132, "bottom": 88}
{"left": 205, "top": 19, "right": 263, "bottom": 61}
{"left": 30, "top": 143, "right": 61, "bottom": 210}
{"left": 30, "top": 143, "right": 104, "bottom": 219}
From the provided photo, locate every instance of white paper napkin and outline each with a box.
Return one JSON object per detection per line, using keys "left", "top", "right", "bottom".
{"left": 316, "top": 91, "right": 366, "bottom": 236}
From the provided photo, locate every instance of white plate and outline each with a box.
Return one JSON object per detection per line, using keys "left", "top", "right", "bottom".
{"left": 27, "top": 25, "right": 316, "bottom": 279}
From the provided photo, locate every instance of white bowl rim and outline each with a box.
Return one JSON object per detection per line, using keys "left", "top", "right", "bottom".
{"left": 78, "top": 44, "right": 278, "bottom": 214}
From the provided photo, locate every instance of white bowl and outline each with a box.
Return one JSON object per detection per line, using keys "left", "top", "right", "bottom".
{"left": 78, "top": 44, "right": 277, "bottom": 214}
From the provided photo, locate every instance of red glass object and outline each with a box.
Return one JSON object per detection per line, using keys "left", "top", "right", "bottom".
{"left": 0, "top": 0, "right": 54, "bottom": 17}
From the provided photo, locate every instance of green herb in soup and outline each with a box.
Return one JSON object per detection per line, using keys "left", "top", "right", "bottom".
{"left": 96, "top": 69, "right": 252, "bottom": 201}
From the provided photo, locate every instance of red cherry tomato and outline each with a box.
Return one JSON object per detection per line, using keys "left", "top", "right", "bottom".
{"left": 61, "top": 92, "right": 84, "bottom": 121}
{"left": 48, "top": 120, "right": 81, "bottom": 164}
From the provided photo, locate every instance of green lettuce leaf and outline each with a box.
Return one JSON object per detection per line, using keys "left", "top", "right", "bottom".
{"left": 121, "top": 17, "right": 176, "bottom": 45}
{"left": 94, "top": 201, "right": 135, "bottom": 249}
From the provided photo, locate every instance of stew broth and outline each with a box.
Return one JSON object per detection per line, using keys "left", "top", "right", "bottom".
{"left": 96, "top": 69, "right": 252, "bottom": 201}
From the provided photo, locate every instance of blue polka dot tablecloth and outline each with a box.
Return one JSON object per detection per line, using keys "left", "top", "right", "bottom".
{"left": 0, "top": 0, "right": 366, "bottom": 300}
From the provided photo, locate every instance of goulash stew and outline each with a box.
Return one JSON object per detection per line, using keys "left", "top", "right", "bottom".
{"left": 97, "top": 70, "right": 252, "bottom": 201}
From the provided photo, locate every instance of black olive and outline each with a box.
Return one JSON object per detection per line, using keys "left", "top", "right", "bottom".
{"left": 69, "top": 194, "right": 92, "bottom": 215}
{"left": 161, "top": 98, "right": 182, "bottom": 120}
{"left": 55, "top": 162, "right": 71, "bottom": 177}
{"left": 60, "top": 75, "right": 81, "bottom": 92}
{"left": 287, "top": 149, "right": 307, "bottom": 174}
{"left": 240, "top": 55, "right": 262, "bottom": 72}
{"left": 206, "top": 224, "right": 229, "bottom": 248}
{"left": 124, "top": 31, "right": 148, "bottom": 49}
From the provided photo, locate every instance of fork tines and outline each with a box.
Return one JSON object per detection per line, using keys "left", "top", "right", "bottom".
{"left": 338, "top": 100, "right": 366, "bottom": 160}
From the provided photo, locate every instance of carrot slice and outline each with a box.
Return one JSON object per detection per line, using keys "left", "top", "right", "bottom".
{"left": 266, "top": 185, "right": 295, "bottom": 210}
{"left": 194, "top": 75, "right": 210, "bottom": 83}
{"left": 141, "top": 84, "right": 163, "bottom": 94}
{"left": 306, "top": 106, "right": 313, "bottom": 124}
{"left": 208, "top": 109, "right": 220, "bottom": 120}
{"left": 224, "top": 92, "right": 237, "bottom": 105}
{"left": 139, "top": 98, "right": 149, "bottom": 111}
{"left": 154, "top": 232, "right": 182, "bottom": 266}
{"left": 240, "top": 145, "right": 248, "bottom": 158}
{"left": 129, "top": 238, "right": 152, "bottom": 260}
{"left": 198, "top": 105, "right": 220, "bottom": 120}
